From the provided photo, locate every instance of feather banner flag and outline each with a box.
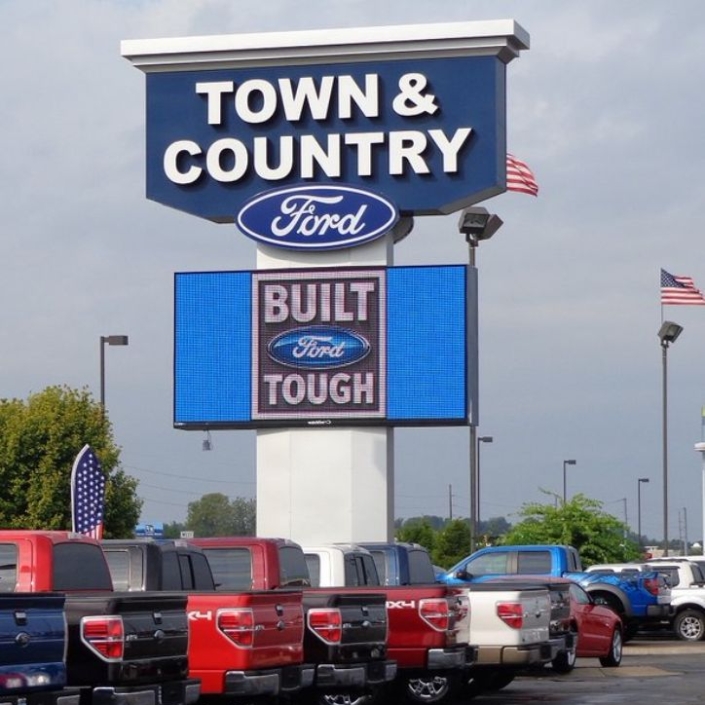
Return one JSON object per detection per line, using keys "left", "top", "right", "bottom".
{"left": 70, "top": 444, "right": 106, "bottom": 539}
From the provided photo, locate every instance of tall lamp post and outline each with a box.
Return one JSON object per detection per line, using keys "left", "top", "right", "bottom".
{"left": 476, "top": 435, "right": 493, "bottom": 535}
{"left": 562, "top": 459, "right": 576, "bottom": 504}
{"left": 694, "top": 444, "right": 705, "bottom": 556}
{"left": 658, "top": 321, "right": 683, "bottom": 556}
{"left": 637, "top": 477, "right": 650, "bottom": 548}
{"left": 100, "top": 335, "right": 129, "bottom": 413}
{"left": 458, "top": 207, "right": 503, "bottom": 552}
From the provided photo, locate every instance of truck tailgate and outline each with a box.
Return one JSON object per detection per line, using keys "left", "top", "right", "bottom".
{"left": 65, "top": 592, "right": 189, "bottom": 685}
{"left": 301, "top": 589, "right": 387, "bottom": 661}
{"left": 187, "top": 590, "right": 304, "bottom": 671}
{"left": 0, "top": 592, "right": 67, "bottom": 686}
{"left": 464, "top": 583, "right": 550, "bottom": 646}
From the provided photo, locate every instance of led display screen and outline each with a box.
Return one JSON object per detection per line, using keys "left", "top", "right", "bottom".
{"left": 174, "top": 264, "right": 477, "bottom": 428}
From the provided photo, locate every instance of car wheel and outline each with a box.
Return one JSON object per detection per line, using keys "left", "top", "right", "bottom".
{"left": 552, "top": 633, "right": 578, "bottom": 674}
{"left": 674, "top": 609, "right": 705, "bottom": 642}
{"left": 319, "top": 694, "right": 374, "bottom": 705}
{"left": 599, "top": 627, "right": 623, "bottom": 667}
{"left": 400, "top": 674, "right": 459, "bottom": 705}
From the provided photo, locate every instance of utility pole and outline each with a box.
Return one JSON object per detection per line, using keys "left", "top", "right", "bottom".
{"left": 448, "top": 484, "right": 453, "bottom": 520}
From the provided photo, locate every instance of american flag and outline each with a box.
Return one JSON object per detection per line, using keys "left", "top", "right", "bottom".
{"left": 70, "top": 444, "right": 106, "bottom": 539}
{"left": 506, "top": 153, "right": 539, "bottom": 196}
{"left": 660, "top": 269, "right": 705, "bottom": 306}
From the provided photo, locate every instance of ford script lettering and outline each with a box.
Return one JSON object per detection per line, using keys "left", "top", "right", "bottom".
{"left": 268, "top": 326, "right": 370, "bottom": 369}
{"left": 237, "top": 184, "right": 399, "bottom": 251}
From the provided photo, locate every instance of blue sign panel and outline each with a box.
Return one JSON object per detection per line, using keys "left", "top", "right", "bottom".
{"left": 174, "top": 265, "right": 478, "bottom": 427}
{"left": 146, "top": 55, "right": 505, "bottom": 221}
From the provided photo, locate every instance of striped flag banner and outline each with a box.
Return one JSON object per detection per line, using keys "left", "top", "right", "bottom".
{"left": 506, "top": 153, "right": 539, "bottom": 196}
{"left": 660, "top": 269, "right": 705, "bottom": 306}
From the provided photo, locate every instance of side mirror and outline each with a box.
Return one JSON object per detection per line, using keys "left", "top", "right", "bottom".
{"left": 454, "top": 568, "right": 470, "bottom": 581}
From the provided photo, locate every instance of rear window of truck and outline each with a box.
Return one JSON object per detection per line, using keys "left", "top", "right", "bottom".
{"left": 0, "top": 544, "right": 17, "bottom": 591}
{"left": 203, "top": 548, "right": 253, "bottom": 590}
{"left": 279, "top": 546, "right": 311, "bottom": 587}
{"left": 306, "top": 554, "right": 321, "bottom": 587}
{"left": 53, "top": 542, "right": 113, "bottom": 590}
{"left": 407, "top": 549, "right": 436, "bottom": 584}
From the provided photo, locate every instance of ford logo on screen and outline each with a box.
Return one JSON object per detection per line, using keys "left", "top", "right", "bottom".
{"left": 267, "top": 326, "right": 371, "bottom": 369}
{"left": 237, "top": 184, "right": 399, "bottom": 251}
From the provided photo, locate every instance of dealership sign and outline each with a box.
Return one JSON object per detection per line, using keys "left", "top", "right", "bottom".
{"left": 173, "top": 265, "right": 478, "bottom": 428}
{"left": 122, "top": 21, "right": 529, "bottom": 222}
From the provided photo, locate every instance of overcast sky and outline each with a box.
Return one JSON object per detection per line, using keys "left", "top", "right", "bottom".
{"left": 3, "top": 0, "right": 705, "bottom": 545}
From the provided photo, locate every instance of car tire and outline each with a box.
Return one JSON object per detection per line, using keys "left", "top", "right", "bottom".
{"left": 673, "top": 609, "right": 705, "bottom": 642}
{"left": 399, "top": 673, "right": 460, "bottom": 705}
{"left": 552, "top": 632, "right": 578, "bottom": 674}
{"left": 318, "top": 694, "right": 375, "bottom": 705}
{"left": 599, "top": 627, "right": 623, "bottom": 667}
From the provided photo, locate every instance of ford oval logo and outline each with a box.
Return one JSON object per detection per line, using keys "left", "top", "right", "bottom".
{"left": 268, "top": 326, "right": 370, "bottom": 369}
{"left": 237, "top": 184, "right": 399, "bottom": 251}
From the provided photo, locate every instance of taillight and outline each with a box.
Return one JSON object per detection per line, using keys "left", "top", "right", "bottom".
{"left": 218, "top": 608, "right": 255, "bottom": 648}
{"left": 450, "top": 594, "right": 470, "bottom": 625}
{"left": 81, "top": 616, "right": 124, "bottom": 660}
{"left": 644, "top": 577, "right": 660, "bottom": 596}
{"left": 419, "top": 598, "right": 450, "bottom": 631}
{"left": 497, "top": 602, "right": 524, "bottom": 629}
{"left": 307, "top": 608, "right": 342, "bottom": 644}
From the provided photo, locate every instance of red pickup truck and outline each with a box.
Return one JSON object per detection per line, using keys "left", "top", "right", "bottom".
{"left": 100, "top": 539, "right": 314, "bottom": 702}
{"left": 190, "top": 537, "right": 396, "bottom": 703}
{"left": 191, "top": 537, "right": 470, "bottom": 705}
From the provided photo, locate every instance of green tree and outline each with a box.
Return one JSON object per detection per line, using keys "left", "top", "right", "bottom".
{"left": 186, "top": 493, "right": 256, "bottom": 536}
{"left": 432, "top": 519, "right": 471, "bottom": 568}
{"left": 395, "top": 517, "right": 437, "bottom": 552}
{"left": 163, "top": 521, "right": 187, "bottom": 539}
{"left": 501, "top": 492, "right": 641, "bottom": 565}
{"left": 0, "top": 385, "right": 141, "bottom": 537}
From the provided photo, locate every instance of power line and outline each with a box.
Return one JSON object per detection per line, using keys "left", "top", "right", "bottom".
{"left": 123, "top": 463, "right": 255, "bottom": 485}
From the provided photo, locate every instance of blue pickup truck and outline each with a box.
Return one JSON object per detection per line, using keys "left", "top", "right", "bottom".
{"left": 439, "top": 544, "right": 672, "bottom": 640}
{"left": 0, "top": 592, "right": 80, "bottom": 705}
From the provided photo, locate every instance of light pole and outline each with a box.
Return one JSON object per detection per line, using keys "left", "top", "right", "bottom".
{"left": 562, "top": 459, "right": 576, "bottom": 504}
{"left": 694, "top": 443, "right": 705, "bottom": 556}
{"left": 476, "top": 435, "right": 493, "bottom": 533}
{"left": 658, "top": 320, "right": 683, "bottom": 556}
{"left": 637, "top": 477, "right": 650, "bottom": 548}
{"left": 458, "top": 207, "right": 503, "bottom": 553}
{"left": 100, "top": 335, "right": 129, "bottom": 413}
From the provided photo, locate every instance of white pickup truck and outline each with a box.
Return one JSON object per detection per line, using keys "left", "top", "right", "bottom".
{"left": 459, "top": 581, "right": 560, "bottom": 694}
{"left": 587, "top": 559, "right": 703, "bottom": 641}
{"left": 304, "top": 543, "right": 559, "bottom": 697}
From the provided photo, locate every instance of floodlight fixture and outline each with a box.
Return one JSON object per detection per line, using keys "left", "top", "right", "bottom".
{"left": 458, "top": 207, "right": 504, "bottom": 244}
{"left": 658, "top": 321, "right": 683, "bottom": 347}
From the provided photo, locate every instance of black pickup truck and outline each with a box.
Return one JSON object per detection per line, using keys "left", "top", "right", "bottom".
{"left": 0, "top": 530, "right": 200, "bottom": 705}
{"left": 0, "top": 592, "right": 81, "bottom": 705}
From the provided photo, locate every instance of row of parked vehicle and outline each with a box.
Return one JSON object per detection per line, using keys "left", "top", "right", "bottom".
{"left": 0, "top": 530, "right": 662, "bottom": 705}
